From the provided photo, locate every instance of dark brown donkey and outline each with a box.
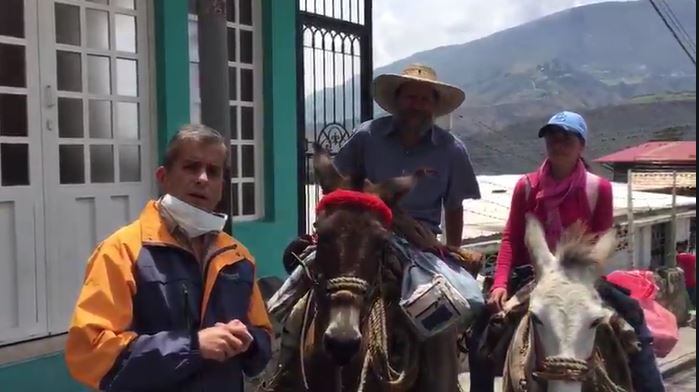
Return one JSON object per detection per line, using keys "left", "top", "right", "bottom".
{"left": 264, "top": 145, "right": 425, "bottom": 392}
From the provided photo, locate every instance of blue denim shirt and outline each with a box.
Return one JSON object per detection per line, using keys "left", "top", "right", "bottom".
{"left": 334, "top": 116, "right": 481, "bottom": 233}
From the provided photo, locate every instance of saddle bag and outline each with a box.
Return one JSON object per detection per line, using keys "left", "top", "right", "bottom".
{"left": 390, "top": 235, "right": 484, "bottom": 340}
{"left": 400, "top": 273, "right": 472, "bottom": 339}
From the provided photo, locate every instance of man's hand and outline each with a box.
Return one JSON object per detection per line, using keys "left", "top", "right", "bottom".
{"left": 198, "top": 325, "right": 244, "bottom": 362}
{"left": 487, "top": 287, "right": 508, "bottom": 312}
{"left": 217, "top": 320, "right": 254, "bottom": 354}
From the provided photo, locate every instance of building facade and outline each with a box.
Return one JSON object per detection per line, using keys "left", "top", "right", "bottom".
{"left": 595, "top": 141, "right": 696, "bottom": 196}
{"left": 461, "top": 175, "right": 696, "bottom": 273}
{"left": 0, "top": 0, "right": 298, "bottom": 389}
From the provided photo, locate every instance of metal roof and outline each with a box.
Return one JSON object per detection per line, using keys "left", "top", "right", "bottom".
{"left": 305, "top": 174, "right": 697, "bottom": 243}
{"left": 594, "top": 141, "right": 696, "bottom": 164}
{"left": 462, "top": 175, "right": 696, "bottom": 242}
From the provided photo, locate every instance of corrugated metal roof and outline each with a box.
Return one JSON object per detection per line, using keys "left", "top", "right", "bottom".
{"left": 305, "top": 174, "right": 697, "bottom": 243}
{"left": 461, "top": 175, "right": 697, "bottom": 242}
{"left": 594, "top": 141, "right": 696, "bottom": 164}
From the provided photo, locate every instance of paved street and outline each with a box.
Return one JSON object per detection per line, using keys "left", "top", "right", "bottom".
{"left": 665, "top": 367, "right": 696, "bottom": 392}
{"left": 459, "top": 327, "right": 696, "bottom": 391}
{"left": 459, "top": 369, "right": 698, "bottom": 391}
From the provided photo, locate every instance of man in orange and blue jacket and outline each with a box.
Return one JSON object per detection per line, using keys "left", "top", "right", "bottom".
{"left": 65, "top": 124, "right": 272, "bottom": 391}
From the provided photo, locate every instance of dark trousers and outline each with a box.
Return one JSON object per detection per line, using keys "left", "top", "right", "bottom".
{"left": 629, "top": 320, "right": 666, "bottom": 391}
{"left": 467, "top": 311, "right": 496, "bottom": 392}
{"left": 468, "top": 281, "right": 665, "bottom": 392}
{"left": 688, "top": 286, "right": 696, "bottom": 308}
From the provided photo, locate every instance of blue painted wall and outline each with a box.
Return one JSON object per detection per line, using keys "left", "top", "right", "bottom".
{"left": 0, "top": 0, "right": 297, "bottom": 389}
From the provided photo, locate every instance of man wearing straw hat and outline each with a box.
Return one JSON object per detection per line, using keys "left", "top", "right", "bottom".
{"left": 334, "top": 63, "right": 480, "bottom": 245}
{"left": 270, "top": 64, "right": 481, "bottom": 391}
{"left": 335, "top": 64, "right": 481, "bottom": 390}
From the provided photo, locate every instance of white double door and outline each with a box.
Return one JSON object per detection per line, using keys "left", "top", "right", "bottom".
{"left": 0, "top": 0, "right": 153, "bottom": 344}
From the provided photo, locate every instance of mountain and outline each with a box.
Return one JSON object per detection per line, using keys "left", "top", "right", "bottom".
{"left": 460, "top": 96, "right": 696, "bottom": 175}
{"left": 303, "top": 0, "right": 697, "bottom": 177}
{"left": 374, "top": 0, "right": 696, "bottom": 126}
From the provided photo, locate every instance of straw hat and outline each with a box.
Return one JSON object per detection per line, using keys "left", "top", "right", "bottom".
{"left": 372, "top": 64, "right": 465, "bottom": 117}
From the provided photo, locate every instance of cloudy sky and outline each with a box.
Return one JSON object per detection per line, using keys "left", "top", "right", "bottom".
{"left": 373, "top": 0, "right": 634, "bottom": 67}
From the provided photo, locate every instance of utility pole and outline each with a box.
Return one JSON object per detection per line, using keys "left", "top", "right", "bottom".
{"left": 669, "top": 171, "right": 678, "bottom": 267}
{"left": 627, "top": 169, "right": 635, "bottom": 269}
{"left": 197, "top": 0, "right": 232, "bottom": 233}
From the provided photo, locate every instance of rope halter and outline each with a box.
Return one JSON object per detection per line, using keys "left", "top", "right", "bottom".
{"left": 326, "top": 276, "right": 370, "bottom": 297}
{"left": 529, "top": 312, "right": 594, "bottom": 384}
{"left": 533, "top": 357, "right": 592, "bottom": 382}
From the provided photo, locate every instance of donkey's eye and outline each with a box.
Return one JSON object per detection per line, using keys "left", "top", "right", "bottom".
{"left": 531, "top": 314, "right": 543, "bottom": 325}
{"left": 590, "top": 317, "right": 604, "bottom": 329}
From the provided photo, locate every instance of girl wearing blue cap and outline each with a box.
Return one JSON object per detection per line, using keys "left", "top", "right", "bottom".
{"left": 468, "top": 111, "right": 665, "bottom": 392}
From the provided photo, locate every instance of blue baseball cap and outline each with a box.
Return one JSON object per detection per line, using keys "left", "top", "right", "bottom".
{"left": 538, "top": 111, "right": 588, "bottom": 142}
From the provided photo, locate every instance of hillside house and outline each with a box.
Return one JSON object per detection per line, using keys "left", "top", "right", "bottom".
{"left": 594, "top": 141, "right": 696, "bottom": 196}
{"left": 460, "top": 175, "right": 696, "bottom": 272}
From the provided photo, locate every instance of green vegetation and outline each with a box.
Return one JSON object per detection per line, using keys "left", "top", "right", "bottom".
{"left": 629, "top": 91, "right": 697, "bottom": 104}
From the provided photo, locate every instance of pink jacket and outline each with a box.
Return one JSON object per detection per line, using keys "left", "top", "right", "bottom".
{"left": 492, "top": 171, "right": 614, "bottom": 290}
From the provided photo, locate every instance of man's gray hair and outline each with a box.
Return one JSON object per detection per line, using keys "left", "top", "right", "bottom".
{"left": 163, "top": 124, "right": 228, "bottom": 168}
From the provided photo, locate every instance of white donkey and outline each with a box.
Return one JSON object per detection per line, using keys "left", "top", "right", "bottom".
{"left": 502, "top": 214, "right": 635, "bottom": 392}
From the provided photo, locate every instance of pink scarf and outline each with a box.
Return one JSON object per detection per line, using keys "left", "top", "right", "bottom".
{"left": 533, "top": 159, "right": 587, "bottom": 249}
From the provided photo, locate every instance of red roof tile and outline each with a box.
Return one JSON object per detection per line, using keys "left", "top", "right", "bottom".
{"left": 594, "top": 141, "right": 696, "bottom": 163}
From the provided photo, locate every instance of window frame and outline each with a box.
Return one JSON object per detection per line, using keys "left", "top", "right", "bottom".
{"left": 187, "top": 0, "right": 264, "bottom": 222}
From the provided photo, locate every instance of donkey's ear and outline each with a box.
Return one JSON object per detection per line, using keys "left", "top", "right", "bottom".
{"left": 525, "top": 214, "right": 556, "bottom": 270}
{"left": 367, "top": 175, "right": 415, "bottom": 207}
{"left": 362, "top": 178, "right": 377, "bottom": 193}
{"left": 591, "top": 228, "right": 617, "bottom": 265}
{"left": 369, "top": 176, "right": 415, "bottom": 207}
{"left": 312, "top": 143, "right": 345, "bottom": 194}
{"left": 367, "top": 168, "right": 434, "bottom": 207}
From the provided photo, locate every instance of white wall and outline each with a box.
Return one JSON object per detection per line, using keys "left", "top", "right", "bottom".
{"left": 605, "top": 217, "right": 693, "bottom": 273}
{"left": 636, "top": 226, "right": 652, "bottom": 270}
{"left": 435, "top": 114, "right": 452, "bottom": 130}
{"left": 606, "top": 251, "right": 631, "bottom": 273}
{"left": 676, "top": 217, "right": 691, "bottom": 244}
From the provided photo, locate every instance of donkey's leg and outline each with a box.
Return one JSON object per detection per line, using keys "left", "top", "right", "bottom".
{"left": 419, "top": 327, "right": 461, "bottom": 392}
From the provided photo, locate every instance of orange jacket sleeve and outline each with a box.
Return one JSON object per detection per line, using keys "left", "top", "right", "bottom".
{"left": 64, "top": 235, "right": 139, "bottom": 389}
{"left": 240, "top": 269, "right": 274, "bottom": 377}
{"left": 65, "top": 230, "right": 203, "bottom": 391}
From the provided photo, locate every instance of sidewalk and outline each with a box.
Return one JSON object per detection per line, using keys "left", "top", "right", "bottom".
{"left": 658, "top": 327, "right": 696, "bottom": 377}
{"left": 458, "top": 327, "right": 696, "bottom": 390}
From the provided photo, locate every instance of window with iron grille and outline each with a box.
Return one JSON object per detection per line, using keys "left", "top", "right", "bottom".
{"left": 188, "top": 0, "right": 263, "bottom": 221}
{"left": 615, "top": 225, "right": 629, "bottom": 251}
{"left": 650, "top": 222, "right": 669, "bottom": 268}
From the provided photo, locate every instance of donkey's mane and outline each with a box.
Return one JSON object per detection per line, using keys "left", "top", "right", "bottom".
{"left": 555, "top": 221, "right": 601, "bottom": 271}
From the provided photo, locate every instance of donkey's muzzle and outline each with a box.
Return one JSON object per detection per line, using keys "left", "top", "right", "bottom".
{"left": 323, "top": 330, "right": 362, "bottom": 366}
{"left": 533, "top": 357, "right": 591, "bottom": 382}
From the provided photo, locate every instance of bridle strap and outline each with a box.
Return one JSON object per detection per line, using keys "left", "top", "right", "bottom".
{"left": 298, "top": 273, "right": 374, "bottom": 391}
{"left": 290, "top": 250, "right": 319, "bottom": 287}
{"left": 326, "top": 277, "right": 370, "bottom": 295}
{"left": 529, "top": 312, "right": 593, "bottom": 383}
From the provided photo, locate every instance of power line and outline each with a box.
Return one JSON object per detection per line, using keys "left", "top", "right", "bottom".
{"left": 648, "top": 0, "right": 697, "bottom": 65}
{"left": 657, "top": 0, "right": 696, "bottom": 54}
{"left": 649, "top": 0, "right": 696, "bottom": 62}
{"left": 653, "top": 0, "right": 696, "bottom": 60}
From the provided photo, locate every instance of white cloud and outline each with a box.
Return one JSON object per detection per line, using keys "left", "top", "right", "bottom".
{"left": 373, "top": 0, "right": 635, "bottom": 67}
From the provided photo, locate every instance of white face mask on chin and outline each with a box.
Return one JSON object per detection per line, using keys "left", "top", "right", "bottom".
{"left": 159, "top": 194, "right": 228, "bottom": 238}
